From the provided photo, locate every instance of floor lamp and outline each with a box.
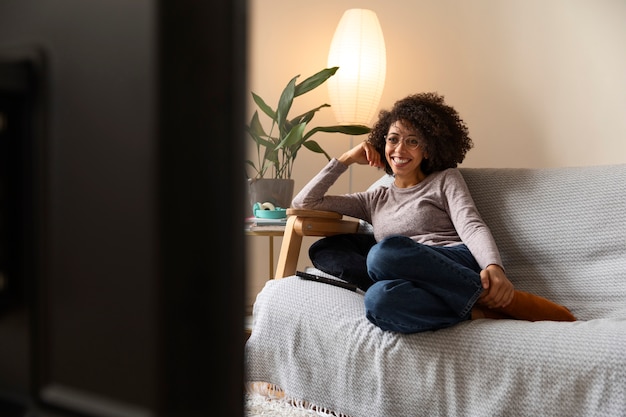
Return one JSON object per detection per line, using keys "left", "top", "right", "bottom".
{"left": 327, "top": 8, "right": 387, "bottom": 193}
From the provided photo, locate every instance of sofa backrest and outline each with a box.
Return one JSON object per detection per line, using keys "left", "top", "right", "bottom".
{"left": 367, "top": 165, "right": 626, "bottom": 320}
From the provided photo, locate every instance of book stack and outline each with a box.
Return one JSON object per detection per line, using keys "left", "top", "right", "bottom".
{"left": 244, "top": 216, "right": 287, "bottom": 232}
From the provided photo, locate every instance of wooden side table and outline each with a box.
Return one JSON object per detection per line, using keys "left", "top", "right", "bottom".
{"left": 245, "top": 225, "right": 285, "bottom": 279}
{"left": 245, "top": 225, "right": 286, "bottom": 337}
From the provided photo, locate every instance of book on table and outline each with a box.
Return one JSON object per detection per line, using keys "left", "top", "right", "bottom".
{"left": 245, "top": 216, "right": 287, "bottom": 230}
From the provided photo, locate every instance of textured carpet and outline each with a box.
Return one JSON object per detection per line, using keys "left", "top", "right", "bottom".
{"left": 245, "top": 382, "right": 348, "bottom": 417}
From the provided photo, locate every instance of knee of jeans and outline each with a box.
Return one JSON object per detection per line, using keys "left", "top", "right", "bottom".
{"left": 366, "top": 236, "right": 406, "bottom": 273}
{"left": 363, "top": 281, "right": 395, "bottom": 317}
{"left": 365, "top": 245, "right": 378, "bottom": 272}
{"left": 366, "top": 236, "right": 393, "bottom": 265}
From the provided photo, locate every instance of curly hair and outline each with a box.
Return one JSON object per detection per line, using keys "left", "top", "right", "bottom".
{"left": 368, "top": 92, "right": 473, "bottom": 176}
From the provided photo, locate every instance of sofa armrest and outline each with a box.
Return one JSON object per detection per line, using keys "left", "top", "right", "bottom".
{"left": 274, "top": 208, "right": 360, "bottom": 279}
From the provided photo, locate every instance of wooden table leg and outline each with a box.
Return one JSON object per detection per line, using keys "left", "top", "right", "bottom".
{"left": 268, "top": 236, "right": 274, "bottom": 279}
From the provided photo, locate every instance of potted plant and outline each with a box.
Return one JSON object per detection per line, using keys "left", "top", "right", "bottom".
{"left": 245, "top": 67, "right": 371, "bottom": 213}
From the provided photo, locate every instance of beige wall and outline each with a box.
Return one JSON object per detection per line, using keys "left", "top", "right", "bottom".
{"left": 246, "top": 0, "right": 626, "bottom": 307}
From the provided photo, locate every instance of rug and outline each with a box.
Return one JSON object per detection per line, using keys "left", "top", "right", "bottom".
{"left": 245, "top": 382, "right": 350, "bottom": 417}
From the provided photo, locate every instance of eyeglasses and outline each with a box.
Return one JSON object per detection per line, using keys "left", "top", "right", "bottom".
{"left": 385, "top": 135, "right": 421, "bottom": 150}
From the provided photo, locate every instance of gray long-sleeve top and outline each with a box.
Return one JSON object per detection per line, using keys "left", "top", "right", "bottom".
{"left": 291, "top": 158, "right": 503, "bottom": 270}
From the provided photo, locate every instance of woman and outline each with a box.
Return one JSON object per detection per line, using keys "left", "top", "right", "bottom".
{"left": 292, "top": 92, "right": 576, "bottom": 333}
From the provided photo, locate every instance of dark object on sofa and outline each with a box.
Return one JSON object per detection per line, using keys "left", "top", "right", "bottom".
{"left": 309, "top": 233, "right": 376, "bottom": 291}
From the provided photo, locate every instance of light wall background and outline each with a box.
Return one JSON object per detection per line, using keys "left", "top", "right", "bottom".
{"left": 245, "top": 0, "right": 626, "bottom": 308}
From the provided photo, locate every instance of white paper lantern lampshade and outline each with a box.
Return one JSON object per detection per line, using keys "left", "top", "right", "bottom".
{"left": 327, "top": 9, "right": 387, "bottom": 126}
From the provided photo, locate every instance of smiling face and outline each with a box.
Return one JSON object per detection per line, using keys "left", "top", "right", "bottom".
{"left": 385, "top": 119, "right": 428, "bottom": 187}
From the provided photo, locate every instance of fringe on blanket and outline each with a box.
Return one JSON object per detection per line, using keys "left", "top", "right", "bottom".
{"left": 246, "top": 381, "right": 352, "bottom": 417}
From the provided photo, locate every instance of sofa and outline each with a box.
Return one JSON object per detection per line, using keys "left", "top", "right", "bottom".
{"left": 245, "top": 164, "right": 626, "bottom": 417}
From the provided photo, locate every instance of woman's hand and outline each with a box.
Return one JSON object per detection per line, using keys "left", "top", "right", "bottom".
{"left": 477, "top": 264, "right": 515, "bottom": 308}
{"left": 338, "top": 140, "right": 385, "bottom": 169}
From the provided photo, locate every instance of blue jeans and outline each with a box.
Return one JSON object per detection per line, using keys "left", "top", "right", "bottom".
{"left": 364, "top": 235, "right": 483, "bottom": 333}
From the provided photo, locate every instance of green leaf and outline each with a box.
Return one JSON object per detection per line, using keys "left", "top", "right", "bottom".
{"left": 302, "top": 139, "right": 331, "bottom": 160}
{"left": 276, "top": 76, "right": 297, "bottom": 136}
{"left": 290, "top": 104, "right": 331, "bottom": 125}
{"left": 251, "top": 92, "right": 276, "bottom": 121}
{"left": 252, "top": 133, "right": 278, "bottom": 151}
{"left": 247, "top": 111, "right": 267, "bottom": 141}
{"left": 277, "top": 123, "right": 306, "bottom": 149}
{"left": 294, "top": 67, "right": 338, "bottom": 97}
{"left": 245, "top": 159, "right": 260, "bottom": 174}
{"left": 303, "top": 124, "right": 371, "bottom": 141}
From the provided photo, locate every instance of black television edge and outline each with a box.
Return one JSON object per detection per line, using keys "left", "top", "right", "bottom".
{"left": 0, "top": 1, "right": 247, "bottom": 416}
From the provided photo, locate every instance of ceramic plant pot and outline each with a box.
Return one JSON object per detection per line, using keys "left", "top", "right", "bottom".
{"left": 247, "top": 178, "right": 294, "bottom": 216}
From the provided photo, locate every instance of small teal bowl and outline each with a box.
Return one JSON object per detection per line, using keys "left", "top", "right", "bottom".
{"left": 253, "top": 202, "right": 287, "bottom": 219}
{"left": 254, "top": 208, "right": 287, "bottom": 219}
